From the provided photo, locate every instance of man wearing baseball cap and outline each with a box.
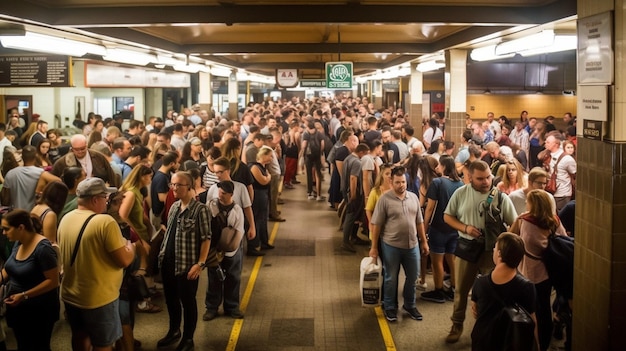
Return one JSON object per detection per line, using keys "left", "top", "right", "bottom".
{"left": 58, "top": 178, "right": 136, "bottom": 350}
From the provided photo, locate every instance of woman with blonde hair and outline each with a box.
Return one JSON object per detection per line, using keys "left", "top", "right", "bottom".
{"left": 222, "top": 137, "right": 254, "bottom": 201}
{"left": 510, "top": 189, "right": 568, "bottom": 351}
{"left": 365, "top": 163, "right": 392, "bottom": 233}
{"left": 19, "top": 121, "right": 38, "bottom": 147}
{"left": 118, "top": 164, "right": 162, "bottom": 313}
{"left": 496, "top": 159, "right": 526, "bottom": 194}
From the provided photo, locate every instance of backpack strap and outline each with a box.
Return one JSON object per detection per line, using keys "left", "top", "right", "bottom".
{"left": 70, "top": 214, "right": 98, "bottom": 267}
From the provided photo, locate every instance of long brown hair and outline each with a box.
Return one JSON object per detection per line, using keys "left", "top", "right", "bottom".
{"left": 526, "top": 189, "right": 559, "bottom": 232}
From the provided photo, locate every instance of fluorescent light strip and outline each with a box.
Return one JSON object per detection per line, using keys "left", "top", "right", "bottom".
{"left": 0, "top": 32, "right": 106, "bottom": 57}
{"left": 103, "top": 48, "right": 156, "bottom": 66}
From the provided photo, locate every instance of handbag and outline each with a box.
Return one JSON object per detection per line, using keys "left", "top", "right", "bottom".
{"left": 454, "top": 236, "right": 485, "bottom": 263}
{"left": 218, "top": 226, "right": 243, "bottom": 252}
{"left": 545, "top": 153, "right": 565, "bottom": 194}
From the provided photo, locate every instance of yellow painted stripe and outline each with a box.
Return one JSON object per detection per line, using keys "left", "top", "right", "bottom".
{"left": 374, "top": 306, "right": 397, "bottom": 350}
{"left": 226, "top": 207, "right": 281, "bottom": 350}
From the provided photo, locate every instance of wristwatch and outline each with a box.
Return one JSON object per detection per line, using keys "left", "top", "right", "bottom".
{"left": 21, "top": 292, "right": 29, "bottom": 300}
{"left": 197, "top": 262, "right": 207, "bottom": 270}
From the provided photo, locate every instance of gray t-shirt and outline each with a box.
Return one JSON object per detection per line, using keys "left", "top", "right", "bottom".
{"left": 3, "top": 165, "right": 44, "bottom": 211}
{"left": 341, "top": 153, "right": 362, "bottom": 196}
{"left": 371, "top": 190, "right": 423, "bottom": 249}
{"left": 509, "top": 188, "right": 557, "bottom": 216}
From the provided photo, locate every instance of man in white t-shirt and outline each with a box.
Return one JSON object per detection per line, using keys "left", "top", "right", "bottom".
{"left": 0, "top": 123, "right": 13, "bottom": 167}
{"left": 544, "top": 134, "right": 576, "bottom": 211}
{"left": 486, "top": 112, "right": 501, "bottom": 140}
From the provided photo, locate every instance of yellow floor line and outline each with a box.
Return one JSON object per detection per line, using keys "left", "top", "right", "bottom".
{"left": 374, "top": 306, "right": 397, "bottom": 350}
{"left": 226, "top": 213, "right": 281, "bottom": 350}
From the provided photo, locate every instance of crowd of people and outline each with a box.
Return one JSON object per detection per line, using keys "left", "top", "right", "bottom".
{"left": 0, "top": 98, "right": 577, "bottom": 350}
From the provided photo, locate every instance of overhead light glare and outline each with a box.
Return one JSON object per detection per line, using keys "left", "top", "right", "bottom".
{"left": 103, "top": 48, "right": 156, "bottom": 66}
{"left": 0, "top": 32, "right": 106, "bottom": 57}
{"left": 416, "top": 60, "right": 445, "bottom": 72}
{"left": 495, "top": 30, "right": 554, "bottom": 56}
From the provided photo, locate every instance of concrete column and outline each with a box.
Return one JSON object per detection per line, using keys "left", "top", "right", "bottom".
{"left": 574, "top": 1, "right": 626, "bottom": 350}
{"left": 227, "top": 70, "right": 238, "bottom": 120}
{"left": 408, "top": 68, "right": 423, "bottom": 128}
{"left": 198, "top": 71, "right": 213, "bottom": 111}
{"left": 444, "top": 49, "right": 467, "bottom": 149}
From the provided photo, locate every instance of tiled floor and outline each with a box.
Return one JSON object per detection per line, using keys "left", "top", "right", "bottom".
{"left": 5, "top": 177, "right": 487, "bottom": 350}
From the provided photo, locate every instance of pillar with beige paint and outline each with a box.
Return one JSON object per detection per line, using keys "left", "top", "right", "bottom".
{"left": 444, "top": 49, "right": 467, "bottom": 150}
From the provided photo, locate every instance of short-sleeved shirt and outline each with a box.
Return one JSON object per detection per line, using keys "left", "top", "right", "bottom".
{"left": 549, "top": 150, "right": 576, "bottom": 197}
{"left": 5, "top": 239, "right": 58, "bottom": 300}
{"left": 423, "top": 127, "right": 443, "bottom": 144}
{"left": 426, "top": 177, "right": 464, "bottom": 232}
{"left": 3, "top": 166, "right": 44, "bottom": 211}
{"left": 151, "top": 170, "right": 171, "bottom": 216}
{"left": 371, "top": 190, "right": 423, "bottom": 249}
{"left": 160, "top": 198, "right": 211, "bottom": 275}
{"left": 341, "top": 153, "right": 362, "bottom": 197}
{"left": 206, "top": 180, "right": 252, "bottom": 210}
{"left": 444, "top": 185, "right": 517, "bottom": 240}
{"left": 471, "top": 272, "right": 536, "bottom": 350}
{"left": 59, "top": 210, "right": 127, "bottom": 309}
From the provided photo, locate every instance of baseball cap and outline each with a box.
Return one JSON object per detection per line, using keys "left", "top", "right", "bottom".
{"left": 188, "top": 137, "right": 202, "bottom": 146}
{"left": 77, "top": 178, "right": 117, "bottom": 198}
{"left": 217, "top": 180, "right": 234, "bottom": 194}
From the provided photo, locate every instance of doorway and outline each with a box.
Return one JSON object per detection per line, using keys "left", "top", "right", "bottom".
{"left": 3, "top": 95, "right": 32, "bottom": 127}
{"left": 163, "top": 89, "right": 188, "bottom": 116}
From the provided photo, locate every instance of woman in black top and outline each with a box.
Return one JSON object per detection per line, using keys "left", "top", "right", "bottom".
{"left": 1, "top": 209, "right": 59, "bottom": 351}
{"left": 249, "top": 147, "right": 273, "bottom": 253}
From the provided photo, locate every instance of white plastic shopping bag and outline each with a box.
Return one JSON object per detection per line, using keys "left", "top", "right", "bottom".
{"left": 360, "top": 256, "right": 382, "bottom": 307}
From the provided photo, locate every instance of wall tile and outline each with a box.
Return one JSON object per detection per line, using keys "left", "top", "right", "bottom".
{"left": 612, "top": 262, "right": 626, "bottom": 290}
{"left": 612, "top": 233, "right": 626, "bottom": 262}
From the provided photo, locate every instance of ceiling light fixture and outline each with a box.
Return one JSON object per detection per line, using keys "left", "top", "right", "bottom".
{"left": 103, "top": 48, "right": 156, "bottom": 66}
{"left": 0, "top": 32, "right": 106, "bottom": 57}
{"left": 416, "top": 60, "right": 445, "bottom": 72}
{"left": 495, "top": 30, "right": 555, "bottom": 56}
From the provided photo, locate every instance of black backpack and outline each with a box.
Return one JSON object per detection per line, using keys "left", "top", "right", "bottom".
{"left": 527, "top": 232, "right": 574, "bottom": 299}
{"left": 483, "top": 188, "right": 508, "bottom": 252}
{"left": 306, "top": 131, "right": 322, "bottom": 157}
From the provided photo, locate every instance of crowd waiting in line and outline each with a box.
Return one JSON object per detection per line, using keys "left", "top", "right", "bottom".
{"left": 0, "top": 96, "right": 575, "bottom": 350}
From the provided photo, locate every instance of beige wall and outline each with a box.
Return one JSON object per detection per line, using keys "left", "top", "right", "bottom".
{"left": 466, "top": 94, "right": 577, "bottom": 120}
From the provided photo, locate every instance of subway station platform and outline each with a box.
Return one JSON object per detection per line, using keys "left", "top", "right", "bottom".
{"left": 6, "top": 178, "right": 566, "bottom": 350}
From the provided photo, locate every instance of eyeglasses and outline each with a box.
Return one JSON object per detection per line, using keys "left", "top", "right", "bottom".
{"left": 169, "top": 183, "right": 190, "bottom": 188}
{"left": 72, "top": 146, "right": 87, "bottom": 152}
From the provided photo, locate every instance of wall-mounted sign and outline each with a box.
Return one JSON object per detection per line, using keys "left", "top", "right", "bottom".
{"left": 276, "top": 69, "right": 299, "bottom": 88}
{"left": 577, "top": 85, "right": 608, "bottom": 121}
{"left": 325, "top": 62, "right": 353, "bottom": 89}
{"left": 583, "top": 119, "right": 602, "bottom": 140}
{"left": 0, "top": 55, "right": 71, "bottom": 87}
{"left": 300, "top": 79, "right": 326, "bottom": 88}
{"left": 578, "top": 11, "right": 613, "bottom": 85}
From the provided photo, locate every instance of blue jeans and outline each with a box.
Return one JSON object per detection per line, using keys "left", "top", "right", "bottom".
{"left": 381, "top": 241, "right": 420, "bottom": 311}
{"left": 205, "top": 247, "right": 243, "bottom": 313}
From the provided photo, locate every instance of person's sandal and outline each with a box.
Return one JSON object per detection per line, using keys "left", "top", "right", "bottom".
{"left": 136, "top": 300, "right": 162, "bottom": 313}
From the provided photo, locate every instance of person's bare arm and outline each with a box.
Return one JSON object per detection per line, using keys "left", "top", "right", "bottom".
{"left": 109, "top": 240, "right": 136, "bottom": 268}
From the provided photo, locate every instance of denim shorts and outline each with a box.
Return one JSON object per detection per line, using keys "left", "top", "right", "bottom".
{"left": 65, "top": 299, "right": 122, "bottom": 347}
{"left": 428, "top": 227, "right": 458, "bottom": 254}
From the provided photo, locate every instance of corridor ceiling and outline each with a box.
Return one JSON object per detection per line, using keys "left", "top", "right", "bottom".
{"left": 0, "top": 0, "right": 576, "bottom": 78}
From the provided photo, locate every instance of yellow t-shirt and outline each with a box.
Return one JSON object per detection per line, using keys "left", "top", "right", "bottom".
{"left": 58, "top": 209, "right": 127, "bottom": 309}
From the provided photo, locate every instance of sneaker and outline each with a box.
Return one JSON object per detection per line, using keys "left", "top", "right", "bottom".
{"left": 383, "top": 309, "right": 398, "bottom": 322}
{"left": 284, "top": 183, "right": 294, "bottom": 189}
{"left": 341, "top": 242, "right": 356, "bottom": 253}
{"left": 307, "top": 194, "right": 315, "bottom": 200}
{"left": 416, "top": 280, "right": 427, "bottom": 291}
{"left": 227, "top": 309, "right": 244, "bottom": 319}
{"left": 316, "top": 195, "right": 326, "bottom": 201}
{"left": 445, "top": 323, "right": 463, "bottom": 343}
{"left": 444, "top": 287, "right": 455, "bottom": 301}
{"left": 420, "top": 289, "right": 446, "bottom": 303}
{"left": 402, "top": 305, "right": 423, "bottom": 320}
{"left": 202, "top": 310, "right": 218, "bottom": 321}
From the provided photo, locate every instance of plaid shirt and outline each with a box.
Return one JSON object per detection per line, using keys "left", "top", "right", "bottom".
{"left": 160, "top": 198, "right": 211, "bottom": 275}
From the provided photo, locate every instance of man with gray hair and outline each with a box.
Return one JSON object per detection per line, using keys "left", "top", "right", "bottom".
{"left": 53, "top": 134, "right": 119, "bottom": 187}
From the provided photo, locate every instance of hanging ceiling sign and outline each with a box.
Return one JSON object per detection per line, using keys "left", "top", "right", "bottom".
{"left": 326, "top": 61, "right": 353, "bottom": 89}
{"left": 0, "top": 55, "right": 71, "bottom": 87}
{"left": 276, "top": 69, "right": 299, "bottom": 88}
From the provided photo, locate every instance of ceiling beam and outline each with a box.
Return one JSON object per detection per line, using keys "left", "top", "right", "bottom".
{"left": 0, "top": 1, "right": 575, "bottom": 27}
{"left": 184, "top": 43, "right": 431, "bottom": 55}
